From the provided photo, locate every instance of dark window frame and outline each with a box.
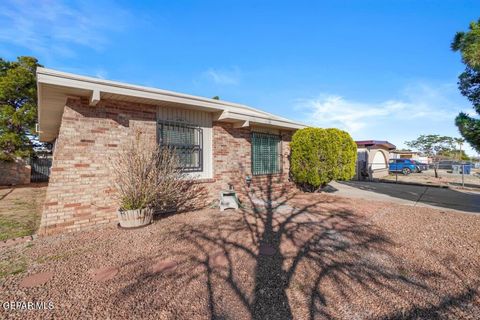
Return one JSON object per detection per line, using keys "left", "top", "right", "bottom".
{"left": 157, "top": 120, "right": 203, "bottom": 172}
{"left": 251, "top": 131, "right": 282, "bottom": 176}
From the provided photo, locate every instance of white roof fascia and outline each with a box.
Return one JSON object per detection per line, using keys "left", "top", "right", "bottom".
{"left": 218, "top": 110, "right": 305, "bottom": 129}
{"left": 36, "top": 67, "right": 307, "bottom": 130}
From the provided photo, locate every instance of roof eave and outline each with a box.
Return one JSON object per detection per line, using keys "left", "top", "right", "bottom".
{"left": 36, "top": 67, "right": 307, "bottom": 141}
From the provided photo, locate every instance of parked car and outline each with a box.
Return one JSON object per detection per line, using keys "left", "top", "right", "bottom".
{"left": 389, "top": 159, "right": 417, "bottom": 175}
{"left": 413, "top": 160, "right": 428, "bottom": 172}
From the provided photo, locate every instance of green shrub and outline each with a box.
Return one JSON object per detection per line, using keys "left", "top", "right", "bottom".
{"left": 327, "top": 128, "right": 357, "bottom": 180}
{"left": 290, "top": 127, "right": 357, "bottom": 191}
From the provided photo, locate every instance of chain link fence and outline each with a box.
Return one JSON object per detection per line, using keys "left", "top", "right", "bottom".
{"left": 355, "top": 159, "right": 480, "bottom": 189}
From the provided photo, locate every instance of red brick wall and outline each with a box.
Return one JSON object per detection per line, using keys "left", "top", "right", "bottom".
{"left": 212, "top": 122, "right": 295, "bottom": 203}
{"left": 39, "top": 99, "right": 296, "bottom": 235}
{"left": 39, "top": 98, "right": 158, "bottom": 235}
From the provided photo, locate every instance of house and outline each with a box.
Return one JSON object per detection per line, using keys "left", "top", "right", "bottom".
{"left": 36, "top": 68, "right": 306, "bottom": 235}
{"left": 390, "top": 150, "right": 429, "bottom": 164}
{"left": 355, "top": 140, "right": 396, "bottom": 180}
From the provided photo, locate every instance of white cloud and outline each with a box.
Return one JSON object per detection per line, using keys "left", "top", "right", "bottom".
{"left": 203, "top": 67, "right": 241, "bottom": 85}
{"left": 94, "top": 68, "right": 108, "bottom": 79}
{"left": 0, "top": 0, "right": 130, "bottom": 58}
{"left": 296, "top": 83, "right": 460, "bottom": 133}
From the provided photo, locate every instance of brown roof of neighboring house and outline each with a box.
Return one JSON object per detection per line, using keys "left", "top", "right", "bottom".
{"left": 355, "top": 140, "right": 396, "bottom": 150}
{"left": 390, "top": 150, "right": 420, "bottom": 154}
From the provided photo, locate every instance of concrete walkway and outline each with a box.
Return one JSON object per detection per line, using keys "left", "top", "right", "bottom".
{"left": 328, "top": 181, "right": 480, "bottom": 214}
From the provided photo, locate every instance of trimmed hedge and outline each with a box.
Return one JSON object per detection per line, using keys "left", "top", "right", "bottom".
{"left": 290, "top": 128, "right": 357, "bottom": 191}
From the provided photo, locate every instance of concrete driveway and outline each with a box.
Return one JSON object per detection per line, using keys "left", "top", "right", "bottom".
{"left": 328, "top": 181, "right": 480, "bottom": 214}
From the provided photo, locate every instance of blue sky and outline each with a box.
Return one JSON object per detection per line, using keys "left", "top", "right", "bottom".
{"left": 1, "top": 0, "right": 479, "bottom": 155}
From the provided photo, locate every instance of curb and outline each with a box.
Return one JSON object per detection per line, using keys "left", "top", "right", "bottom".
{"left": 0, "top": 234, "right": 37, "bottom": 248}
{"left": 376, "top": 179, "right": 450, "bottom": 189}
{"left": 377, "top": 179, "right": 480, "bottom": 191}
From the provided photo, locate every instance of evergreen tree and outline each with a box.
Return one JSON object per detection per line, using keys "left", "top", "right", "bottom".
{"left": 452, "top": 19, "right": 480, "bottom": 152}
{"left": 0, "top": 56, "right": 42, "bottom": 161}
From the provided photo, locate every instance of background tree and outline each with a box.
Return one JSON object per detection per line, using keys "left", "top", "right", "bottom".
{"left": 405, "top": 135, "right": 455, "bottom": 157}
{"left": 451, "top": 19, "right": 480, "bottom": 152}
{"left": 405, "top": 134, "right": 457, "bottom": 177}
{"left": 453, "top": 137, "right": 465, "bottom": 160}
{"left": 290, "top": 127, "right": 356, "bottom": 191}
{"left": 0, "top": 56, "right": 42, "bottom": 161}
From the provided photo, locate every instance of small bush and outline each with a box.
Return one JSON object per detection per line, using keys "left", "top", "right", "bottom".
{"left": 327, "top": 128, "right": 357, "bottom": 181}
{"left": 111, "top": 135, "right": 195, "bottom": 211}
{"left": 290, "top": 127, "right": 356, "bottom": 191}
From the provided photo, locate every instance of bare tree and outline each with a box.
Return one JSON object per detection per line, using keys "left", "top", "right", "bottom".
{"left": 111, "top": 134, "right": 203, "bottom": 212}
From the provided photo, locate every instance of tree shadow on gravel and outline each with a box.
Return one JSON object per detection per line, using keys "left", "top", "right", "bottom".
{"left": 116, "top": 175, "right": 479, "bottom": 319}
{"left": 379, "top": 287, "right": 479, "bottom": 320}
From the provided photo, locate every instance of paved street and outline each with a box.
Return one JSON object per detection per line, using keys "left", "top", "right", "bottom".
{"left": 329, "top": 181, "right": 480, "bottom": 214}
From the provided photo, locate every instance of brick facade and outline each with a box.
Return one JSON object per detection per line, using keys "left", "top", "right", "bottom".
{"left": 0, "top": 158, "right": 31, "bottom": 186}
{"left": 212, "top": 122, "right": 295, "bottom": 201}
{"left": 39, "top": 98, "right": 296, "bottom": 235}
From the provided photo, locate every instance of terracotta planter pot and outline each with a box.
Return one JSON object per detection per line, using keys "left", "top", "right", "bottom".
{"left": 117, "top": 207, "right": 153, "bottom": 228}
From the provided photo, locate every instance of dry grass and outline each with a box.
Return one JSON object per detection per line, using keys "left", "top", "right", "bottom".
{"left": 0, "top": 183, "right": 47, "bottom": 241}
{"left": 0, "top": 188, "right": 479, "bottom": 319}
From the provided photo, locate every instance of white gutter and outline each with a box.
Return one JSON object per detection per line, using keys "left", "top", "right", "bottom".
{"left": 216, "top": 110, "right": 305, "bottom": 129}
{"left": 37, "top": 67, "right": 306, "bottom": 127}
{"left": 36, "top": 67, "right": 308, "bottom": 141}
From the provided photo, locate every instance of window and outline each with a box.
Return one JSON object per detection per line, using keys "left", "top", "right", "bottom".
{"left": 158, "top": 120, "right": 203, "bottom": 172}
{"left": 251, "top": 132, "right": 281, "bottom": 175}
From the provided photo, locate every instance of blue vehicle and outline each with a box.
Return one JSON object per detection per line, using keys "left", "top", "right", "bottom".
{"left": 389, "top": 159, "right": 417, "bottom": 175}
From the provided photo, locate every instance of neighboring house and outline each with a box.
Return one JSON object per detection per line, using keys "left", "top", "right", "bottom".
{"left": 355, "top": 140, "right": 396, "bottom": 180}
{"left": 390, "top": 150, "right": 429, "bottom": 164}
{"left": 36, "top": 68, "right": 306, "bottom": 235}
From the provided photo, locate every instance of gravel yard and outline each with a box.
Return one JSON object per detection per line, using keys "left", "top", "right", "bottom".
{"left": 1, "top": 191, "right": 479, "bottom": 319}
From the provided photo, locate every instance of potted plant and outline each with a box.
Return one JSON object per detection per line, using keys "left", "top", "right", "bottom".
{"left": 111, "top": 134, "right": 196, "bottom": 228}
{"left": 110, "top": 137, "right": 157, "bottom": 228}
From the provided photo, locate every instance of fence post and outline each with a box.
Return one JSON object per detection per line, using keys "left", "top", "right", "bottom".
{"left": 462, "top": 163, "right": 465, "bottom": 188}
{"left": 395, "top": 164, "right": 398, "bottom": 183}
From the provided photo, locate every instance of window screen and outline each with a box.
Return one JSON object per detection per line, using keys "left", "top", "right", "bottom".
{"left": 251, "top": 132, "right": 281, "bottom": 175}
{"left": 158, "top": 121, "right": 203, "bottom": 172}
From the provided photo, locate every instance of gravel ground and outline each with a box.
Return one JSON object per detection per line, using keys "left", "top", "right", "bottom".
{"left": 0, "top": 192, "right": 479, "bottom": 319}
